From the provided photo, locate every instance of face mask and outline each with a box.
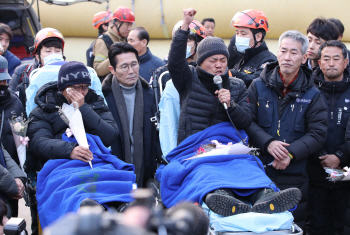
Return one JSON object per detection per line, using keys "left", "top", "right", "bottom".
{"left": 43, "top": 53, "right": 64, "bottom": 66}
{"left": 235, "top": 35, "right": 252, "bottom": 53}
{"left": 0, "top": 85, "right": 9, "bottom": 102}
{"left": 186, "top": 45, "right": 194, "bottom": 59}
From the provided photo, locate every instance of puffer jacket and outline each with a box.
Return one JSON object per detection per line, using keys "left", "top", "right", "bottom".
{"left": 27, "top": 81, "right": 119, "bottom": 167}
{"left": 308, "top": 67, "right": 350, "bottom": 188}
{"left": 168, "top": 29, "right": 252, "bottom": 144}
{"left": 2, "top": 50, "right": 21, "bottom": 76}
{"left": 0, "top": 91, "right": 25, "bottom": 165}
{"left": 139, "top": 48, "right": 166, "bottom": 83}
{"left": 246, "top": 62, "right": 328, "bottom": 228}
{"left": 0, "top": 144, "right": 26, "bottom": 202}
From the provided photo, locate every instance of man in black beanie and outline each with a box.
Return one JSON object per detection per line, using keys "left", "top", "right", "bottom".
{"left": 27, "top": 61, "right": 119, "bottom": 168}
{"left": 167, "top": 8, "right": 302, "bottom": 219}
{"left": 168, "top": 8, "right": 252, "bottom": 144}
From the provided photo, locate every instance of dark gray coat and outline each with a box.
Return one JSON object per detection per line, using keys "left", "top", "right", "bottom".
{"left": 0, "top": 144, "right": 26, "bottom": 202}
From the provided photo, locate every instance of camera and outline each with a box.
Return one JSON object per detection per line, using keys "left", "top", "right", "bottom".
{"left": 44, "top": 189, "right": 201, "bottom": 235}
{"left": 4, "top": 217, "right": 27, "bottom": 235}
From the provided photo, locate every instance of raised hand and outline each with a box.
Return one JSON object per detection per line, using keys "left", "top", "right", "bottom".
{"left": 181, "top": 8, "right": 196, "bottom": 31}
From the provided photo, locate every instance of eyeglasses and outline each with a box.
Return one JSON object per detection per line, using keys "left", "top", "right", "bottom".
{"left": 70, "top": 84, "right": 89, "bottom": 91}
{"left": 117, "top": 61, "right": 139, "bottom": 72}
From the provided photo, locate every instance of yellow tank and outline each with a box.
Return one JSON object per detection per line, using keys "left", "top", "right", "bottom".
{"left": 36, "top": 0, "right": 350, "bottom": 41}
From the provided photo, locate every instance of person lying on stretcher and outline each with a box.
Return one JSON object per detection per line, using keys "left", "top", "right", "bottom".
{"left": 156, "top": 122, "right": 301, "bottom": 217}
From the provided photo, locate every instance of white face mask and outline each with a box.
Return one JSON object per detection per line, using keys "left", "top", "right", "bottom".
{"left": 43, "top": 53, "right": 64, "bottom": 65}
{"left": 235, "top": 35, "right": 252, "bottom": 53}
{"left": 186, "top": 45, "right": 194, "bottom": 59}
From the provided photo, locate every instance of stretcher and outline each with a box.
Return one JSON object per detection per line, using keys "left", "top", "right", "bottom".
{"left": 209, "top": 223, "right": 303, "bottom": 234}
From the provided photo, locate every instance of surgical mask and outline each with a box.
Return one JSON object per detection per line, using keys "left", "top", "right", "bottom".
{"left": 186, "top": 45, "right": 194, "bottom": 59}
{"left": 43, "top": 53, "right": 64, "bottom": 66}
{"left": 235, "top": 36, "right": 252, "bottom": 53}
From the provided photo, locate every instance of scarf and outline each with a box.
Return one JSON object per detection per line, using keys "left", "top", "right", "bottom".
{"left": 196, "top": 67, "right": 230, "bottom": 95}
{"left": 111, "top": 77, "right": 144, "bottom": 185}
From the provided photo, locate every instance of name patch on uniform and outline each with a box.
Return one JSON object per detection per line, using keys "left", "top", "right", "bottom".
{"left": 296, "top": 98, "right": 311, "bottom": 104}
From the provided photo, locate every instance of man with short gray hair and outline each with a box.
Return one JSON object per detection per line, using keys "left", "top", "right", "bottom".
{"left": 246, "top": 30, "right": 328, "bottom": 228}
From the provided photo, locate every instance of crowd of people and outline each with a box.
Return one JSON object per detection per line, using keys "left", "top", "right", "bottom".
{"left": 0, "top": 5, "right": 349, "bottom": 235}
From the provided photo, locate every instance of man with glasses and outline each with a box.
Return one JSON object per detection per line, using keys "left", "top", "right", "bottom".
{"left": 27, "top": 61, "right": 119, "bottom": 169}
{"left": 102, "top": 42, "right": 160, "bottom": 188}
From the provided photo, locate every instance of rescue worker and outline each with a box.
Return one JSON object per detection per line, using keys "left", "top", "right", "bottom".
{"left": 93, "top": 6, "right": 135, "bottom": 81}
{"left": 10, "top": 28, "right": 65, "bottom": 106}
{"left": 228, "top": 9, "right": 276, "bottom": 87}
{"left": 86, "top": 10, "right": 113, "bottom": 67}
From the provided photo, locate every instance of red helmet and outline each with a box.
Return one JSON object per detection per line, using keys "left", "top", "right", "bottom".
{"left": 92, "top": 10, "right": 113, "bottom": 29}
{"left": 112, "top": 6, "right": 135, "bottom": 23}
{"left": 230, "top": 9, "right": 269, "bottom": 32}
{"left": 172, "top": 20, "right": 206, "bottom": 39}
{"left": 31, "top": 28, "right": 65, "bottom": 55}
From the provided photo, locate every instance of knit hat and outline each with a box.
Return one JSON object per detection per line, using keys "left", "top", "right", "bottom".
{"left": 57, "top": 61, "right": 91, "bottom": 91}
{"left": 196, "top": 37, "right": 230, "bottom": 66}
{"left": 0, "top": 56, "right": 11, "bottom": 81}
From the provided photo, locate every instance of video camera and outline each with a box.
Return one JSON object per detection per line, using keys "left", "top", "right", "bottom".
{"left": 4, "top": 217, "right": 27, "bottom": 235}
{"left": 44, "top": 189, "right": 199, "bottom": 235}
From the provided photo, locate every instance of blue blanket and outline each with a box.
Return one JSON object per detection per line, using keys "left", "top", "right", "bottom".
{"left": 156, "top": 122, "right": 277, "bottom": 208}
{"left": 37, "top": 133, "right": 136, "bottom": 229}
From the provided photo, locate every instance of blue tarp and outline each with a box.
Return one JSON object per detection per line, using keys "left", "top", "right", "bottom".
{"left": 36, "top": 133, "right": 136, "bottom": 229}
{"left": 156, "top": 122, "right": 277, "bottom": 208}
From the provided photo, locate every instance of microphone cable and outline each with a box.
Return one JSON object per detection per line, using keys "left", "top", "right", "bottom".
{"left": 224, "top": 105, "right": 265, "bottom": 172}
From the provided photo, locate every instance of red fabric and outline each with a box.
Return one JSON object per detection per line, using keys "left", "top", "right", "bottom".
{"left": 279, "top": 70, "right": 298, "bottom": 97}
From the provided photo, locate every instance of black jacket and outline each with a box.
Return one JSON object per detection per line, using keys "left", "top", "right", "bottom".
{"left": 307, "top": 67, "right": 350, "bottom": 188}
{"left": 168, "top": 29, "right": 252, "bottom": 144}
{"left": 246, "top": 62, "right": 328, "bottom": 227}
{"left": 247, "top": 62, "right": 327, "bottom": 172}
{"left": 0, "top": 91, "right": 26, "bottom": 165}
{"left": 0, "top": 145, "right": 26, "bottom": 202}
{"left": 102, "top": 74, "right": 159, "bottom": 187}
{"left": 228, "top": 35, "right": 277, "bottom": 87}
{"left": 27, "top": 81, "right": 119, "bottom": 167}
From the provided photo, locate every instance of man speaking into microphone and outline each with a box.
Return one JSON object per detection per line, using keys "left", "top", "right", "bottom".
{"left": 168, "top": 8, "right": 252, "bottom": 144}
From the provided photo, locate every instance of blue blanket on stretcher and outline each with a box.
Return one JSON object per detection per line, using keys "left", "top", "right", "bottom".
{"left": 156, "top": 122, "right": 278, "bottom": 208}
{"left": 36, "top": 133, "right": 136, "bottom": 229}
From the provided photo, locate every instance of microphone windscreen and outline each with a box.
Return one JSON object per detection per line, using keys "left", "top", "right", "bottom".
{"left": 213, "top": 75, "right": 222, "bottom": 85}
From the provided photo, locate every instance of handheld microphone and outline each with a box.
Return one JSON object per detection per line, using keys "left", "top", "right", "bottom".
{"left": 213, "top": 75, "right": 227, "bottom": 109}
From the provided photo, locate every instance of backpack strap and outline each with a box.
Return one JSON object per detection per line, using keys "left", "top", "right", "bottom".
{"left": 19, "top": 65, "right": 32, "bottom": 83}
{"left": 100, "top": 34, "right": 114, "bottom": 49}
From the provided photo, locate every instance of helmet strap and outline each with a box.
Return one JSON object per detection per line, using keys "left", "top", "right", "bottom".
{"left": 114, "top": 20, "right": 124, "bottom": 38}
{"left": 250, "top": 29, "right": 260, "bottom": 48}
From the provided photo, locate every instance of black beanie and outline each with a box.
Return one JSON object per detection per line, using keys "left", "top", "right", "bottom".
{"left": 57, "top": 61, "right": 91, "bottom": 91}
{"left": 196, "top": 37, "right": 230, "bottom": 66}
